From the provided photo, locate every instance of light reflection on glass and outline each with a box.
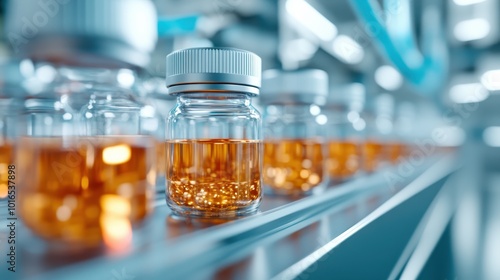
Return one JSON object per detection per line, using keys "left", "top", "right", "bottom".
{"left": 102, "top": 144, "right": 132, "bottom": 165}
{"left": 100, "top": 195, "right": 133, "bottom": 251}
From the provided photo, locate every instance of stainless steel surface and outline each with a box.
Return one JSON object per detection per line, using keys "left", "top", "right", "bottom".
{"left": 0, "top": 156, "right": 455, "bottom": 280}
{"left": 274, "top": 157, "right": 456, "bottom": 279}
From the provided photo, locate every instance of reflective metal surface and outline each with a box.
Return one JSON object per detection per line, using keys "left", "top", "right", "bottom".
{"left": 0, "top": 156, "right": 455, "bottom": 280}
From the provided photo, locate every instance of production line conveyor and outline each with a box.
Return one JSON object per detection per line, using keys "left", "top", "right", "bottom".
{"left": 0, "top": 156, "right": 457, "bottom": 280}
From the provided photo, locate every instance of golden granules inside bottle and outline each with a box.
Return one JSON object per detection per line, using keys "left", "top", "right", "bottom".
{"left": 166, "top": 139, "right": 261, "bottom": 216}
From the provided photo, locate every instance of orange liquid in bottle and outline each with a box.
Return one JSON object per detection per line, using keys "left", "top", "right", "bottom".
{"left": 263, "top": 139, "right": 324, "bottom": 195}
{"left": 166, "top": 139, "right": 261, "bottom": 216}
{"left": 387, "top": 142, "right": 406, "bottom": 164}
{"left": 17, "top": 136, "right": 155, "bottom": 247}
{"left": 363, "top": 140, "right": 383, "bottom": 173}
{"left": 0, "top": 141, "right": 14, "bottom": 199}
{"left": 326, "top": 140, "right": 361, "bottom": 181}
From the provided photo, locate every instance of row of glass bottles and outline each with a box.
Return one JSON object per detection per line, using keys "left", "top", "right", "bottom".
{"left": 0, "top": 61, "right": 159, "bottom": 247}
{"left": 259, "top": 70, "right": 418, "bottom": 196}
{"left": 0, "top": 47, "right": 432, "bottom": 248}
{"left": 1, "top": 0, "right": 159, "bottom": 250}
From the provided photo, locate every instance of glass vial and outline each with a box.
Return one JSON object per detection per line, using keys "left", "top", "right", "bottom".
{"left": 324, "top": 83, "right": 366, "bottom": 183}
{"left": 391, "top": 101, "right": 417, "bottom": 163}
{"left": 165, "top": 47, "right": 263, "bottom": 218}
{"left": 363, "top": 93, "right": 395, "bottom": 172}
{"left": 17, "top": 65, "right": 157, "bottom": 247}
{"left": 260, "top": 69, "right": 328, "bottom": 195}
{"left": 0, "top": 60, "right": 29, "bottom": 204}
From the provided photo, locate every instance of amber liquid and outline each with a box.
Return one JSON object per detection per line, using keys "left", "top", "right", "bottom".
{"left": 327, "top": 140, "right": 361, "bottom": 181}
{"left": 0, "top": 141, "right": 14, "bottom": 199}
{"left": 17, "top": 136, "right": 155, "bottom": 247}
{"left": 387, "top": 142, "right": 406, "bottom": 164}
{"left": 363, "top": 140, "right": 384, "bottom": 173}
{"left": 166, "top": 139, "right": 261, "bottom": 217}
{"left": 263, "top": 139, "right": 324, "bottom": 195}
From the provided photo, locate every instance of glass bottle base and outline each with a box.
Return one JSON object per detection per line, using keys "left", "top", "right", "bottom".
{"left": 166, "top": 199, "right": 261, "bottom": 219}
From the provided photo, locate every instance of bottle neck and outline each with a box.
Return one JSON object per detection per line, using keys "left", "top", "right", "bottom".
{"left": 177, "top": 92, "right": 252, "bottom": 107}
{"left": 31, "top": 63, "right": 139, "bottom": 94}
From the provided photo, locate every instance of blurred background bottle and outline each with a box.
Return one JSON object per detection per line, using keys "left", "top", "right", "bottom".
{"left": 260, "top": 69, "right": 329, "bottom": 195}
{"left": 392, "top": 101, "right": 418, "bottom": 162}
{"left": 363, "top": 93, "right": 395, "bottom": 172}
{"left": 324, "top": 83, "right": 366, "bottom": 184}
{"left": 165, "top": 47, "right": 263, "bottom": 218}
{"left": 6, "top": 0, "right": 159, "bottom": 249}
{"left": 141, "top": 76, "right": 177, "bottom": 194}
{"left": 0, "top": 59, "right": 30, "bottom": 207}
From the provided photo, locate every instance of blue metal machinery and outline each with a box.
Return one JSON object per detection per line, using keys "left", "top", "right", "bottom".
{"left": 349, "top": 0, "right": 448, "bottom": 95}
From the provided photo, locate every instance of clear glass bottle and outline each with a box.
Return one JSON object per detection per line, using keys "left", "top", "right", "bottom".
{"left": 391, "top": 101, "right": 416, "bottom": 163}
{"left": 17, "top": 65, "right": 157, "bottom": 248}
{"left": 165, "top": 47, "right": 262, "bottom": 218}
{"left": 142, "top": 76, "right": 177, "bottom": 193}
{"left": 0, "top": 60, "right": 29, "bottom": 204}
{"left": 363, "top": 93, "right": 395, "bottom": 172}
{"left": 324, "top": 83, "right": 366, "bottom": 183}
{"left": 260, "top": 69, "right": 328, "bottom": 195}
{"left": 376, "top": 94, "right": 397, "bottom": 165}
